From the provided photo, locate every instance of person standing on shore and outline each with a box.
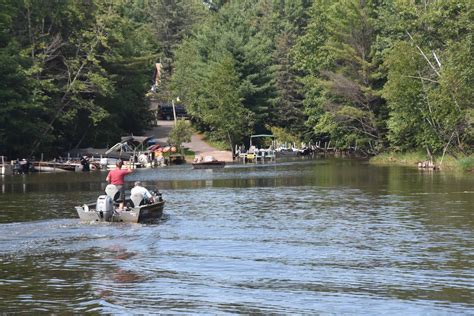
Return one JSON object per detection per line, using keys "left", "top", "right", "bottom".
{"left": 105, "top": 160, "right": 132, "bottom": 210}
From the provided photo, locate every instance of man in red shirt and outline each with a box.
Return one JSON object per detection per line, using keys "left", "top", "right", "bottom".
{"left": 106, "top": 160, "right": 133, "bottom": 209}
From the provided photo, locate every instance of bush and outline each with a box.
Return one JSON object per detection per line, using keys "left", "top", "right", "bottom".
{"left": 457, "top": 155, "right": 474, "bottom": 172}
{"left": 167, "top": 120, "right": 192, "bottom": 149}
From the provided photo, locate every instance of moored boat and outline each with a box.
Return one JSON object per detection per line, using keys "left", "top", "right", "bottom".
{"left": 192, "top": 160, "right": 226, "bottom": 169}
{"left": 33, "top": 161, "right": 82, "bottom": 172}
{"left": 192, "top": 155, "right": 226, "bottom": 169}
{"left": 275, "top": 148, "right": 299, "bottom": 157}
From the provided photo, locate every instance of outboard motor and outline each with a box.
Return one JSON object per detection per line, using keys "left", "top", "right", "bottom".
{"left": 151, "top": 189, "right": 163, "bottom": 202}
{"left": 96, "top": 195, "right": 114, "bottom": 221}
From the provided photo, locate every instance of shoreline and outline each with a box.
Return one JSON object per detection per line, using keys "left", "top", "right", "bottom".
{"left": 369, "top": 152, "right": 474, "bottom": 173}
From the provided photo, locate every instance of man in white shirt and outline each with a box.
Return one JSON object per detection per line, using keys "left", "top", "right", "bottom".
{"left": 130, "top": 181, "right": 154, "bottom": 204}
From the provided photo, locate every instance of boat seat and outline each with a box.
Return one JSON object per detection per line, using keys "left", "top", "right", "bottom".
{"left": 130, "top": 192, "right": 145, "bottom": 207}
{"left": 105, "top": 184, "right": 120, "bottom": 202}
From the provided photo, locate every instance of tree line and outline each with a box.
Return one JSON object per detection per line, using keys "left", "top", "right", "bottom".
{"left": 1, "top": 0, "right": 472, "bottom": 159}
{"left": 0, "top": 0, "right": 161, "bottom": 158}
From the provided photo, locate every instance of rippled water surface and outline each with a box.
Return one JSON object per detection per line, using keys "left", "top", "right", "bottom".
{"left": 1, "top": 159, "right": 473, "bottom": 314}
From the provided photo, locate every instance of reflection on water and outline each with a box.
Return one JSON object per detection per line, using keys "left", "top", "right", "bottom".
{"left": 0, "top": 159, "right": 473, "bottom": 314}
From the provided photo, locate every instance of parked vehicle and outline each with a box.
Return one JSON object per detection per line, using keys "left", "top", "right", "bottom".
{"left": 158, "top": 103, "right": 188, "bottom": 120}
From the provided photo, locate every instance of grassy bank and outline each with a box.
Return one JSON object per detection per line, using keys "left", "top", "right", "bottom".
{"left": 370, "top": 152, "right": 474, "bottom": 173}
{"left": 202, "top": 136, "right": 231, "bottom": 152}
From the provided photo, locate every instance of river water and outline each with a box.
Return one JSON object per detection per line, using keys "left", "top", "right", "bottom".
{"left": 0, "top": 159, "right": 473, "bottom": 314}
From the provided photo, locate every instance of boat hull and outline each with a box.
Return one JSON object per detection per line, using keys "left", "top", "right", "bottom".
{"left": 192, "top": 161, "right": 226, "bottom": 169}
{"left": 33, "top": 161, "right": 82, "bottom": 172}
{"left": 76, "top": 200, "right": 165, "bottom": 223}
{"left": 275, "top": 150, "right": 299, "bottom": 158}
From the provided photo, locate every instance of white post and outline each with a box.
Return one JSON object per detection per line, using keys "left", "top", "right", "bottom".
{"left": 172, "top": 99, "right": 177, "bottom": 125}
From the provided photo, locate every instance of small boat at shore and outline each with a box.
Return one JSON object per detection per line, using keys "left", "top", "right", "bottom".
{"left": 192, "top": 160, "right": 226, "bottom": 169}
{"left": 192, "top": 155, "right": 226, "bottom": 169}
{"left": 76, "top": 185, "right": 165, "bottom": 223}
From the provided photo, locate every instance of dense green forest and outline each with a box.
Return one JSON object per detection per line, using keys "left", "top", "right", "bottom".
{"left": 0, "top": 0, "right": 472, "bottom": 160}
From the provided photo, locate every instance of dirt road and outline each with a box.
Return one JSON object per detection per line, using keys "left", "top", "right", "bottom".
{"left": 148, "top": 120, "right": 233, "bottom": 162}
